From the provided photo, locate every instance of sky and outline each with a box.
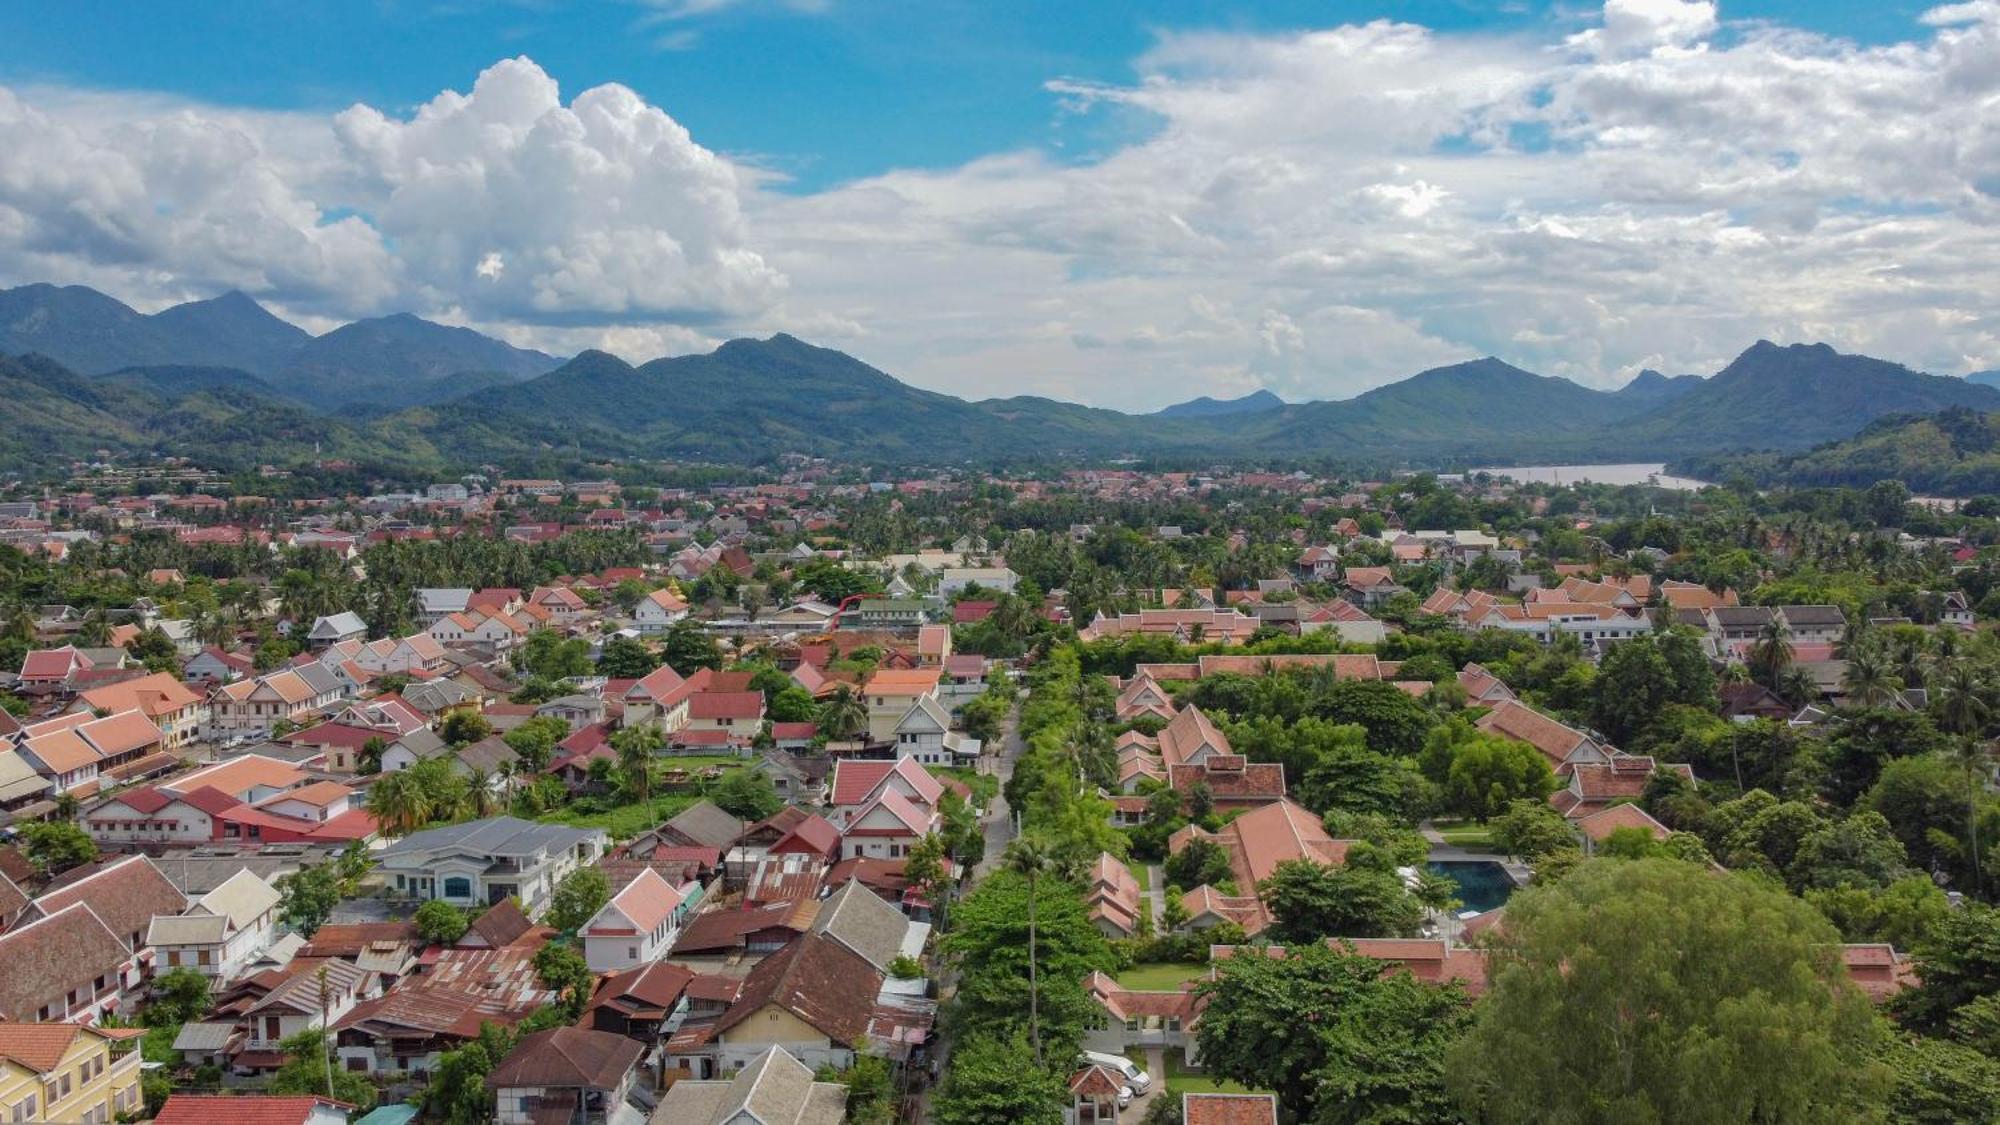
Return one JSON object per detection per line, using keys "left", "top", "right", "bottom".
{"left": 0, "top": 0, "right": 1996, "bottom": 409}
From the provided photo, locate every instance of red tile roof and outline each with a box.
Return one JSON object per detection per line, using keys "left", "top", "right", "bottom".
{"left": 153, "top": 1096, "right": 352, "bottom": 1125}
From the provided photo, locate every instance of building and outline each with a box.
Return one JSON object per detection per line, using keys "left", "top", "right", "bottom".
{"left": 0, "top": 1022, "right": 144, "bottom": 1125}
{"left": 582, "top": 868, "right": 689, "bottom": 973}
{"left": 379, "top": 817, "right": 607, "bottom": 916}
{"left": 861, "top": 667, "right": 943, "bottom": 742}
{"left": 649, "top": 1044, "right": 846, "bottom": 1125}
{"left": 488, "top": 1027, "right": 642, "bottom": 1125}
{"left": 1184, "top": 1093, "right": 1279, "bottom": 1125}
{"left": 153, "top": 1095, "right": 352, "bottom": 1125}
{"left": 633, "top": 587, "right": 690, "bottom": 633}
{"left": 74, "top": 671, "right": 206, "bottom": 748}
{"left": 148, "top": 868, "right": 283, "bottom": 981}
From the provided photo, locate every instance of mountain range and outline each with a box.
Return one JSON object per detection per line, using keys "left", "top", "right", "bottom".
{"left": 0, "top": 284, "right": 559, "bottom": 411}
{"left": 5, "top": 283, "right": 2000, "bottom": 482}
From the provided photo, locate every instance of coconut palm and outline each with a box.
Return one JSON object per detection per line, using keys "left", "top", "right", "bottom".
{"left": 1778, "top": 665, "right": 1820, "bottom": 709}
{"left": 613, "top": 725, "right": 662, "bottom": 813}
{"left": 1750, "top": 619, "right": 1795, "bottom": 688}
{"left": 819, "top": 685, "right": 868, "bottom": 741}
{"left": 366, "top": 770, "right": 426, "bottom": 835}
{"left": 1933, "top": 661, "right": 1994, "bottom": 895}
{"left": 1005, "top": 837, "right": 1055, "bottom": 1068}
{"left": 1841, "top": 648, "right": 1903, "bottom": 710}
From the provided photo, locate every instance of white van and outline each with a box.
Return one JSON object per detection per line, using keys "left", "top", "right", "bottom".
{"left": 1080, "top": 1051, "right": 1151, "bottom": 1093}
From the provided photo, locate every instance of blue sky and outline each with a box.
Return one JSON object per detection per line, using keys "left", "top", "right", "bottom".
{"left": 0, "top": 1, "right": 1945, "bottom": 191}
{"left": 0, "top": 0, "right": 1993, "bottom": 408}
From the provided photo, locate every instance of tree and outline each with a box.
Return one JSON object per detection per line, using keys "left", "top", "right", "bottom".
{"left": 612, "top": 724, "right": 662, "bottom": 810}
{"left": 1880, "top": 1034, "right": 2000, "bottom": 1125}
{"left": 818, "top": 1055, "right": 896, "bottom": 1125}
{"left": 660, "top": 620, "right": 723, "bottom": 675}
{"left": 1492, "top": 799, "right": 1576, "bottom": 860}
{"left": 944, "top": 860, "right": 1111, "bottom": 1071}
{"left": 268, "top": 1027, "right": 377, "bottom": 1111}
{"left": 502, "top": 715, "right": 569, "bottom": 773}
{"left": 1934, "top": 660, "right": 1993, "bottom": 896}
{"left": 1165, "top": 837, "right": 1233, "bottom": 891}
{"left": 531, "top": 941, "right": 592, "bottom": 1012}
{"left": 1005, "top": 838, "right": 1054, "bottom": 1067}
{"left": 276, "top": 862, "right": 343, "bottom": 937}
{"left": 596, "top": 635, "right": 660, "bottom": 678}
{"left": 931, "top": 1033, "right": 1068, "bottom": 1125}
{"left": 1260, "top": 858, "right": 1423, "bottom": 944}
{"left": 767, "top": 684, "right": 817, "bottom": 723}
{"left": 1448, "top": 859, "right": 1890, "bottom": 1124}
{"left": 425, "top": 1021, "right": 515, "bottom": 1125}
{"left": 1195, "top": 938, "right": 1472, "bottom": 1124}
{"left": 1750, "top": 619, "right": 1797, "bottom": 688}
{"left": 904, "top": 832, "right": 951, "bottom": 904}
{"left": 1807, "top": 877, "right": 1951, "bottom": 950}
{"left": 19, "top": 820, "right": 96, "bottom": 873}
{"left": 710, "top": 767, "right": 783, "bottom": 820}
{"left": 1789, "top": 810, "right": 1911, "bottom": 893}
{"left": 1843, "top": 649, "right": 1905, "bottom": 711}
{"left": 818, "top": 684, "right": 868, "bottom": 740}
{"left": 1439, "top": 734, "right": 1555, "bottom": 823}
{"left": 415, "top": 899, "right": 471, "bottom": 945}
{"left": 1313, "top": 679, "right": 1436, "bottom": 756}
{"left": 150, "top": 967, "right": 212, "bottom": 1025}
{"left": 545, "top": 867, "right": 610, "bottom": 935}
{"left": 439, "top": 710, "right": 493, "bottom": 747}
{"left": 1893, "top": 903, "right": 2000, "bottom": 1034}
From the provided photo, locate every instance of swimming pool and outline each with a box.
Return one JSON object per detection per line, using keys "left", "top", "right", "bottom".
{"left": 1426, "top": 860, "right": 1518, "bottom": 914}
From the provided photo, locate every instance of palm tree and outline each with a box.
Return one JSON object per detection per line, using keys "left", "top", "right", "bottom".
{"left": 819, "top": 685, "right": 867, "bottom": 741}
{"left": 1841, "top": 648, "right": 1903, "bottom": 710}
{"left": 613, "top": 726, "right": 662, "bottom": 814}
{"left": 1005, "top": 837, "right": 1054, "bottom": 1068}
{"left": 1933, "top": 661, "right": 1993, "bottom": 895}
{"left": 366, "top": 770, "right": 422, "bottom": 834}
{"left": 1778, "top": 665, "right": 1820, "bottom": 709}
{"left": 1750, "top": 619, "right": 1795, "bottom": 688}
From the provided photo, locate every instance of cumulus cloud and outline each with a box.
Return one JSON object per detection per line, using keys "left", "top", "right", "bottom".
{"left": 3, "top": 3, "right": 2000, "bottom": 407}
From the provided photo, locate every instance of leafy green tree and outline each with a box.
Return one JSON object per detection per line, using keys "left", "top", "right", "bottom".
{"left": 1789, "top": 810, "right": 1911, "bottom": 892}
{"left": 817, "top": 1055, "right": 896, "bottom": 1125}
{"left": 439, "top": 710, "right": 493, "bottom": 747}
{"left": 818, "top": 684, "right": 868, "bottom": 740}
{"left": 942, "top": 862, "right": 1111, "bottom": 1070}
{"left": 148, "top": 968, "right": 212, "bottom": 1025}
{"left": 544, "top": 867, "right": 610, "bottom": 935}
{"left": 415, "top": 899, "right": 471, "bottom": 945}
{"left": 267, "top": 1027, "right": 377, "bottom": 1111}
{"left": 1492, "top": 799, "right": 1576, "bottom": 860}
{"left": 1448, "top": 859, "right": 1890, "bottom": 1124}
{"left": 1165, "top": 837, "right": 1233, "bottom": 891}
{"left": 276, "top": 862, "right": 343, "bottom": 937}
{"left": 1313, "top": 679, "right": 1437, "bottom": 756}
{"left": 1438, "top": 733, "right": 1555, "bottom": 823}
{"left": 425, "top": 1021, "right": 516, "bottom": 1125}
{"left": 19, "top": 820, "right": 96, "bottom": 873}
{"left": 531, "top": 941, "right": 592, "bottom": 1012}
{"left": 1864, "top": 754, "right": 1990, "bottom": 888}
{"left": 710, "top": 767, "right": 784, "bottom": 820}
{"left": 661, "top": 620, "right": 723, "bottom": 675}
{"left": 904, "top": 832, "right": 951, "bottom": 904}
{"left": 502, "top": 715, "right": 569, "bottom": 773}
{"left": 1298, "top": 745, "right": 1429, "bottom": 820}
{"left": 1807, "top": 877, "right": 1951, "bottom": 950}
{"left": 767, "top": 684, "right": 818, "bottom": 723}
{"left": 1261, "top": 858, "right": 1423, "bottom": 944}
{"left": 596, "top": 635, "right": 660, "bottom": 678}
{"left": 931, "top": 1033, "right": 1067, "bottom": 1125}
{"left": 1894, "top": 903, "right": 2000, "bottom": 1034}
{"left": 1880, "top": 1034, "right": 2000, "bottom": 1125}
{"left": 1195, "top": 938, "right": 1472, "bottom": 1124}
{"left": 518, "top": 629, "right": 592, "bottom": 680}
{"left": 612, "top": 724, "right": 662, "bottom": 809}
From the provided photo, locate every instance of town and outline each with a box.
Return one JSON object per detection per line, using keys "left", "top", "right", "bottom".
{"left": 0, "top": 459, "right": 1994, "bottom": 1124}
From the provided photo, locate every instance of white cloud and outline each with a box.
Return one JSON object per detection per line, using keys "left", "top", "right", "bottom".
{"left": 3, "top": 3, "right": 2000, "bottom": 409}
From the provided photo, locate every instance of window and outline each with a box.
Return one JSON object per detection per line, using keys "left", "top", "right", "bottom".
{"left": 443, "top": 876, "right": 473, "bottom": 899}
{"left": 265, "top": 1016, "right": 283, "bottom": 1041}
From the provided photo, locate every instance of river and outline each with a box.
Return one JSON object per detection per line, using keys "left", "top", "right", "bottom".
{"left": 1464, "top": 462, "right": 1712, "bottom": 491}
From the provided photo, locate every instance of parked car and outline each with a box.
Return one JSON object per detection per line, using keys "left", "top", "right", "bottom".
{"left": 1080, "top": 1050, "right": 1151, "bottom": 1093}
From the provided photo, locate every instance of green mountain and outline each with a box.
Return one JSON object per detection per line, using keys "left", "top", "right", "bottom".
{"left": 1674, "top": 407, "right": 2000, "bottom": 495}
{"left": 0, "top": 284, "right": 560, "bottom": 412}
{"left": 1612, "top": 341, "right": 2000, "bottom": 452}
{"left": 1612, "top": 369, "right": 1703, "bottom": 407}
{"left": 1966, "top": 370, "right": 2000, "bottom": 389}
{"left": 1156, "top": 389, "right": 1286, "bottom": 418}
{"left": 94, "top": 364, "right": 299, "bottom": 405}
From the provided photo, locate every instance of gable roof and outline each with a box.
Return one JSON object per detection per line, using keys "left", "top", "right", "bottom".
{"left": 153, "top": 1095, "right": 352, "bottom": 1125}
{"left": 0, "top": 903, "right": 131, "bottom": 1020}
{"left": 0, "top": 1021, "right": 99, "bottom": 1072}
{"left": 487, "top": 1025, "right": 642, "bottom": 1091}
{"left": 649, "top": 1044, "right": 848, "bottom": 1125}
{"left": 714, "top": 932, "right": 881, "bottom": 1046}
{"left": 663, "top": 801, "right": 745, "bottom": 850}
{"left": 597, "top": 868, "right": 684, "bottom": 935}
{"left": 29, "top": 854, "right": 184, "bottom": 948}
{"left": 809, "top": 880, "right": 911, "bottom": 972}
{"left": 195, "top": 868, "right": 283, "bottom": 930}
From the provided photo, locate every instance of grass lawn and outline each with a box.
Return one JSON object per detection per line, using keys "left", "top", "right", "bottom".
{"left": 1125, "top": 857, "right": 1151, "bottom": 891}
{"left": 1433, "top": 820, "right": 1499, "bottom": 851}
{"left": 1116, "top": 961, "right": 1202, "bottom": 991}
{"left": 536, "top": 795, "right": 696, "bottom": 837}
{"left": 657, "top": 754, "right": 756, "bottom": 770}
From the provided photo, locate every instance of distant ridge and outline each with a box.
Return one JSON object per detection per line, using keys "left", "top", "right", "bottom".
{"left": 1156, "top": 389, "right": 1286, "bottom": 418}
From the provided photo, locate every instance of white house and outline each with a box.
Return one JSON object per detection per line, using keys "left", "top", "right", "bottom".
{"left": 305, "top": 612, "right": 367, "bottom": 650}
{"left": 890, "top": 695, "right": 977, "bottom": 766}
{"left": 632, "top": 587, "right": 690, "bottom": 634}
{"left": 148, "top": 869, "right": 282, "bottom": 982}
{"left": 378, "top": 817, "right": 607, "bottom": 916}
{"left": 581, "top": 868, "right": 688, "bottom": 973}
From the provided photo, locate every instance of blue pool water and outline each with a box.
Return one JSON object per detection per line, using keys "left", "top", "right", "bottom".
{"left": 1426, "top": 860, "right": 1517, "bottom": 914}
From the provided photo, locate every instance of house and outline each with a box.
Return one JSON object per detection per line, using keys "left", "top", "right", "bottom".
{"left": 587, "top": 960, "right": 695, "bottom": 1045}
{"left": 633, "top": 587, "right": 690, "bottom": 633}
{"left": 1777, "top": 604, "right": 1848, "bottom": 644}
{"left": 1167, "top": 800, "right": 1353, "bottom": 935}
{"left": 845, "top": 598, "right": 925, "bottom": 630}
{"left": 0, "top": 1021, "right": 145, "bottom": 1124}
{"left": 1082, "top": 970, "right": 1199, "bottom": 1064}
{"left": 184, "top": 646, "right": 254, "bottom": 684}
{"left": 488, "top": 1027, "right": 643, "bottom": 1125}
{"left": 621, "top": 663, "right": 692, "bottom": 732}
{"left": 15, "top": 709, "right": 169, "bottom": 797}
{"left": 237, "top": 958, "right": 369, "bottom": 1067}
{"left": 914, "top": 623, "right": 952, "bottom": 668}
{"left": 1475, "top": 700, "right": 1613, "bottom": 777}
{"left": 75, "top": 671, "right": 206, "bottom": 747}
{"left": 701, "top": 932, "right": 882, "bottom": 1072}
{"left": 209, "top": 667, "right": 345, "bottom": 738}
{"left": 649, "top": 1044, "right": 846, "bottom": 1125}
{"left": 84, "top": 784, "right": 238, "bottom": 847}
{"left": 1550, "top": 756, "right": 1696, "bottom": 821}
{"left": 861, "top": 667, "right": 943, "bottom": 742}
{"left": 1084, "top": 853, "right": 1144, "bottom": 938}
{"left": 307, "top": 612, "right": 368, "bottom": 649}
{"left": 685, "top": 691, "right": 765, "bottom": 737}
{"left": 939, "top": 566, "right": 1018, "bottom": 596}
{"left": 379, "top": 817, "right": 607, "bottom": 916}
{"left": 889, "top": 694, "right": 976, "bottom": 766}
{"left": 1079, "top": 609, "right": 1260, "bottom": 646}
{"left": 1069, "top": 1062, "right": 1126, "bottom": 1124}
{"left": 582, "top": 868, "right": 688, "bottom": 973}
{"left": 2, "top": 855, "right": 186, "bottom": 1022}
{"left": 809, "top": 879, "right": 925, "bottom": 974}
{"left": 415, "top": 588, "right": 473, "bottom": 626}
{"left": 148, "top": 868, "right": 282, "bottom": 981}
{"left": 153, "top": 1095, "right": 352, "bottom": 1125}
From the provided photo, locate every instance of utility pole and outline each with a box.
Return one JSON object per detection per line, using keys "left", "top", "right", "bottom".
{"left": 318, "top": 964, "right": 334, "bottom": 1100}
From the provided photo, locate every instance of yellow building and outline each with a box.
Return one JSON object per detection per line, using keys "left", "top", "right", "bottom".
{"left": 0, "top": 1022, "right": 144, "bottom": 1124}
